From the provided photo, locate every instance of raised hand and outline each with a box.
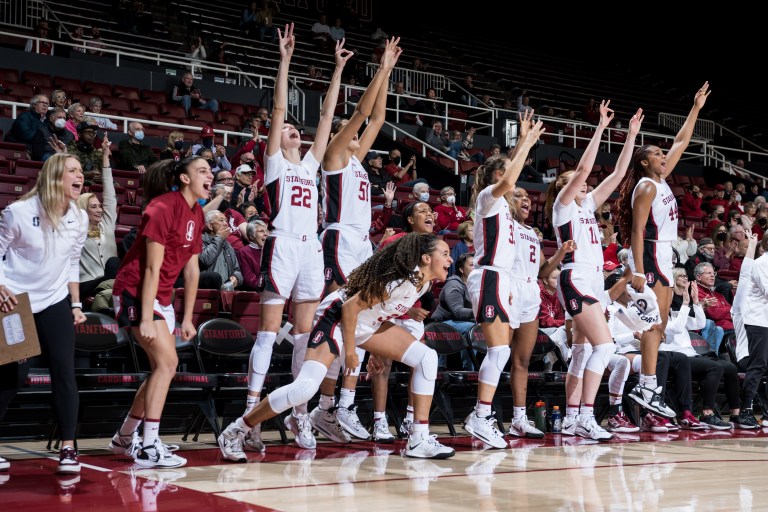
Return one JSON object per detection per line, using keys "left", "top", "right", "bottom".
{"left": 277, "top": 23, "right": 295, "bottom": 59}
{"left": 627, "top": 108, "right": 644, "bottom": 136}
{"left": 598, "top": 100, "right": 614, "bottom": 129}
{"left": 48, "top": 134, "right": 67, "bottom": 153}
{"left": 334, "top": 38, "right": 354, "bottom": 68}
{"left": 383, "top": 180, "right": 396, "bottom": 204}
{"left": 380, "top": 36, "right": 402, "bottom": 71}
{"left": 101, "top": 133, "right": 112, "bottom": 157}
{"left": 694, "top": 81, "right": 711, "bottom": 109}
{"left": 518, "top": 108, "right": 534, "bottom": 140}
{"left": 524, "top": 120, "right": 546, "bottom": 145}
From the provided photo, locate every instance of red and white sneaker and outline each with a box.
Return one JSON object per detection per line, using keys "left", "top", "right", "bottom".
{"left": 606, "top": 411, "right": 640, "bottom": 433}
{"left": 641, "top": 413, "right": 669, "bottom": 433}
{"left": 660, "top": 416, "right": 680, "bottom": 431}
{"left": 679, "top": 411, "right": 707, "bottom": 430}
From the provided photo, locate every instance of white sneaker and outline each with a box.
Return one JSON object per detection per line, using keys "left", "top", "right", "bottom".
{"left": 285, "top": 412, "right": 319, "bottom": 449}
{"left": 336, "top": 405, "right": 371, "bottom": 440}
{"left": 109, "top": 430, "right": 142, "bottom": 457}
{"left": 561, "top": 415, "right": 578, "bottom": 435}
{"left": 243, "top": 424, "right": 265, "bottom": 453}
{"left": 508, "top": 417, "right": 545, "bottom": 439}
{"left": 134, "top": 439, "right": 187, "bottom": 468}
{"left": 0, "top": 456, "right": 8, "bottom": 471}
{"left": 463, "top": 412, "right": 507, "bottom": 449}
{"left": 628, "top": 384, "right": 676, "bottom": 418}
{"left": 399, "top": 418, "right": 413, "bottom": 437}
{"left": 217, "top": 422, "right": 247, "bottom": 462}
{"left": 575, "top": 415, "right": 613, "bottom": 441}
{"left": 309, "top": 407, "right": 351, "bottom": 444}
{"left": 405, "top": 430, "right": 455, "bottom": 459}
{"left": 371, "top": 416, "right": 396, "bottom": 443}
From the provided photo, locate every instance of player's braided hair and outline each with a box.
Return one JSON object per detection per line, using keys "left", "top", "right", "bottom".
{"left": 345, "top": 233, "right": 439, "bottom": 305}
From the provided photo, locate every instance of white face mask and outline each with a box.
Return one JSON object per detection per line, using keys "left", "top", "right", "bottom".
{"left": 54, "top": 118, "right": 67, "bottom": 129}
{"left": 446, "top": 195, "right": 456, "bottom": 205}
{"left": 419, "top": 192, "right": 430, "bottom": 202}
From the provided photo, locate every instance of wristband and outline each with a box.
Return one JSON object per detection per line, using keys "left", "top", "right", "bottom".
{"left": 632, "top": 272, "right": 646, "bottom": 279}
{"left": 70, "top": 302, "right": 83, "bottom": 309}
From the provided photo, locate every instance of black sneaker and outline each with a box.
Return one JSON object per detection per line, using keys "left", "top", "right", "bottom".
{"left": 57, "top": 447, "right": 81, "bottom": 474}
{"left": 733, "top": 410, "right": 759, "bottom": 430}
{"left": 700, "top": 413, "right": 732, "bottom": 430}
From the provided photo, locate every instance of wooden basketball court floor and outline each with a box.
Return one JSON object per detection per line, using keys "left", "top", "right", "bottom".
{"left": 2, "top": 425, "right": 767, "bottom": 511}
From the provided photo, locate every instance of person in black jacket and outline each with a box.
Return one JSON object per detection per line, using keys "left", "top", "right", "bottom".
{"left": 431, "top": 252, "right": 476, "bottom": 370}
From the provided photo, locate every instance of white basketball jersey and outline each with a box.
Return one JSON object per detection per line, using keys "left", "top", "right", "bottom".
{"left": 553, "top": 192, "right": 602, "bottom": 270}
{"left": 322, "top": 155, "right": 371, "bottom": 237}
{"left": 473, "top": 187, "right": 516, "bottom": 272}
{"left": 264, "top": 149, "right": 320, "bottom": 239}
{"left": 511, "top": 220, "right": 540, "bottom": 279}
{"left": 326, "top": 278, "right": 429, "bottom": 342}
{"left": 631, "top": 177, "right": 678, "bottom": 242}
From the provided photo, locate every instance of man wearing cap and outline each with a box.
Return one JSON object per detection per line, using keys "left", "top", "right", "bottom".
{"left": 116, "top": 121, "right": 157, "bottom": 174}
{"left": 232, "top": 164, "right": 261, "bottom": 210}
{"left": 364, "top": 151, "right": 393, "bottom": 196}
{"left": 66, "top": 120, "right": 105, "bottom": 185}
{"left": 191, "top": 126, "right": 230, "bottom": 173}
{"left": 709, "top": 184, "right": 729, "bottom": 211}
{"left": 603, "top": 260, "right": 621, "bottom": 280}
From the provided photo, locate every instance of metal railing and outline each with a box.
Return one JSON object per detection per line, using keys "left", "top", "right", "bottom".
{"left": 659, "top": 113, "right": 715, "bottom": 141}
{"left": 0, "top": 0, "right": 44, "bottom": 29}
{"left": 367, "top": 63, "right": 447, "bottom": 99}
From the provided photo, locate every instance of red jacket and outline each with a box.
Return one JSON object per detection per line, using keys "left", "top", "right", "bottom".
{"left": 434, "top": 203, "right": 468, "bottom": 232}
{"left": 697, "top": 286, "right": 733, "bottom": 330}
{"left": 680, "top": 192, "right": 704, "bottom": 217}
{"left": 539, "top": 283, "right": 565, "bottom": 328}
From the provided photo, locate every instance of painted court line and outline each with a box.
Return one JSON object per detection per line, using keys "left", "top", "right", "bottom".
{"left": 6, "top": 445, "right": 113, "bottom": 472}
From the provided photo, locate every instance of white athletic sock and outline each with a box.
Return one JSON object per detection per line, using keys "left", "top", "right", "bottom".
{"left": 118, "top": 413, "right": 142, "bottom": 436}
{"left": 339, "top": 388, "right": 355, "bottom": 409}
{"left": 513, "top": 406, "right": 526, "bottom": 420}
{"left": 245, "top": 395, "right": 260, "bottom": 414}
{"left": 143, "top": 418, "right": 160, "bottom": 447}
{"left": 319, "top": 394, "right": 335, "bottom": 411}
{"left": 475, "top": 400, "right": 492, "bottom": 418}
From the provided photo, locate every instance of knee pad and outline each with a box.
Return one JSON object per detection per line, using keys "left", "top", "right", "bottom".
{"left": 325, "top": 356, "right": 342, "bottom": 380}
{"left": 567, "top": 343, "right": 593, "bottom": 378}
{"left": 631, "top": 355, "right": 642, "bottom": 374}
{"left": 585, "top": 343, "right": 616, "bottom": 375}
{"left": 340, "top": 347, "right": 365, "bottom": 377}
{"left": 250, "top": 331, "right": 277, "bottom": 376}
{"left": 400, "top": 341, "right": 438, "bottom": 395}
{"left": 268, "top": 360, "right": 327, "bottom": 414}
{"left": 478, "top": 345, "right": 511, "bottom": 386}
{"left": 607, "top": 354, "right": 630, "bottom": 396}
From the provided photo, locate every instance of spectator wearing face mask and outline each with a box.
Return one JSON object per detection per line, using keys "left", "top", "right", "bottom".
{"left": 116, "top": 121, "right": 157, "bottom": 174}
{"left": 706, "top": 205, "right": 726, "bottom": 232}
{"left": 384, "top": 149, "right": 425, "bottom": 187}
{"left": 434, "top": 186, "right": 467, "bottom": 233}
{"left": 191, "top": 125, "right": 231, "bottom": 172}
{"left": 31, "top": 107, "right": 74, "bottom": 162}
{"left": 753, "top": 211, "right": 768, "bottom": 239}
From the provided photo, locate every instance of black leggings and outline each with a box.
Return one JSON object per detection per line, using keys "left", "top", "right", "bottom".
{"left": 689, "top": 355, "right": 741, "bottom": 411}
{"left": 0, "top": 298, "right": 79, "bottom": 439}
{"left": 743, "top": 324, "right": 768, "bottom": 408}
{"left": 658, "top": 351, "right": 693, "bottom": 412}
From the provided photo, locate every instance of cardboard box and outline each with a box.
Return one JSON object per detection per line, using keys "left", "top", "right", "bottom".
{"left": 0, "top": 293, "right": 41, "bottom": 365}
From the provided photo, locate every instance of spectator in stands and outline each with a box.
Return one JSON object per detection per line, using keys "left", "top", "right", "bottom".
{"left": 410, "top": 182, "right": 431, "bottom": 207}
{"left": 706, "top": 204, "right": 725, "bottom": 231}
{"left": 171, "top": 72, "right": 219, "bottom": 118}
{"left": 160, "top": 130, "right": 188, "bottom": 161}
{"left": 371, "top": 27, "right": 388, "bottom": 42}
{"left": 517, "top": 93, "right": 533, "bottom": 115}
{"left": 384, "top": 149, "right": 423, "bottom": 187}
{"left": 512, "top": 152, "right": 543, "bottom": 183}
{"left": 197, "top": 147, "right": 224, "bottom": 173}
{"left": 424, "top": 121, "right": 450, "bottom": 153}
{"left": 311, "top": 14, "right": 332, "bottom": 50}
{"left": 709, "top": 184, "right": 729, "bottom": 211}
{"left": 740, "top": 201, "right": 757, "bottom": 231}
{"left": 539, "top": 268, "right": 565, "bottom": 328}
{"left": 449, "top": 220, "right": 473, "bottom": 275}
{"left": 420, "top": 88, "right": 444, "bottom": 126}
{"left": 24, "top": 20, "right": 54, "bottom": 55}
{"left": 232, "top": 164, "right": 261, "bottom": 210}
{"left": 116, "top": 121, "right": 158, "bottom": 174}
{"left": 240, "top": 2, "right": 259, "bottom": 36}
{"left": 255, "top": 0, "right": 279, "bottom": 42}
{"left": 754, "top": 210, "right": 768, "bottom": 239}
{"left": 192, "top": 128, "right": 231, "bottom": 171}
{"left": 62, "top": 120, "right": 105, "bottom": 185}
{"left": 365, "top": 151, "right": 393, "bottom": 197}
{"left": 32, "top": 107, "right": 73, "bottom": 162}
{"left": 87, "top": 26, "right": 105, "bottom": 56}
{"left": 680, "top": 184, "right": 705, "bottom": 217}
{"left": 233, "top": 125, "right": 267, "bottom": 171}
{"left": 204, "top": 181, "right": 248, "bottom": 250}
{"left": 51, "top": 90, "right": 70, "bottom": 110}
{"left": 744, "top": 182, "right": 760, "bottom": 203}
{"left": 0, "top": 152, "right": 90, "bottom": 475}
{"left": 200, "top": 210, "right": 243, "bottom": 291}
{"left": 695, "top": 262, "right": 734, "bottom": 346}
{"left": 330, "top": 18, "right": 346, "bottom": 42}
{"left": 5, "top": 94, "right": 49, "bottom": 153}
{"left": 186, "top": 36, "right": 207, "bottom": 74}
{"left": 77, "top": 135, "right": 119, "bottom": 299}
{"left": 238, "top": 201, "right": 258, "bottom": 221}
{"left": 304, "top": 64, "right": 327, "bottom": 91}
{"left": 70, "top": 26, "right": 87, "bottom": 53}
{"left": 88, "top": 97, "right": 117, "bottom": 130}
{"left": 583, "top": 97, "right": 600, "bottom": 125}
{"left": 255, "top": 107, "right": 270, "bottom": 135}
{"left": 724, "top": 238, "right": 750, "bottom": 273}
{"left": 672, "top": 225, "right": 698, "bottom": 266}
{"left": 64, "top": 103, "right": 87, "bottom": 140}
{"left": 434, "top": 186, "right": 467, "bottom": 233}
{"left": 431, "top": 252, "right": 476, "bottom": 371}
{"left": 236, "top": 219, "right": 268, "bottom": 291}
